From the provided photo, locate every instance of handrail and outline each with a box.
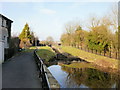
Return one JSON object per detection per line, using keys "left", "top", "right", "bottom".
{"left": 34, "top": 50, "right": 60, "bottom": 89}
{"left": 34, "top": 50, "right": 50, "bottom": 88}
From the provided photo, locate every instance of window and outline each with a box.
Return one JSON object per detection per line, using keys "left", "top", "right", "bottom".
{"left": 2, "top": 19, "right": 6, "bottom": 27}
{"left": 4, "top": 36, "right": 5, "bottom": 40}
{"left": 2, "top": 36, "right": 5, "bottom": 40}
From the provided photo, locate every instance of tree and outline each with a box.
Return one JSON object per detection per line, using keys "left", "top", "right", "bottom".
{"left": 110, "top": 30, "right": 118, "bottom": 58}
{"left": 19, "top": 23, "right": 32, "bottom": 48}
{"left": 19, "top": 23, "right": 32, "bottom": 40}
{"left": 76, "top": 25, "right": 82, "bottom": 31}
{"left": 89, "top": 16, "right": 101, "bottom": 28}
{"left": 30, "top": 31, "right": 35, "bottom": 43}
{"left": 60, "top": 33, "right": 70, "bottom": 46}
{"left": 62, "top": 21, "right": 81, "bottom": 46}
{"left": 109, "top": 5, "right": 118, "bottom": 32}
{"left": 74, "top": 25, "right": 84, "bottom": 48}
{"left": 65, "top": 21, "right": 79, "bottom": 34}
{"left": 46, "top": 36, "right": 54, "bottom": 45}
{"left": 86, "top": 25, "right": 112, "bottom": 52}
{"left": 19, "top": 38, "right": 31, "bottom": 49}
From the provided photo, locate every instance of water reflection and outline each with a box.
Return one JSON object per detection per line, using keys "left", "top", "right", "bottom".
{"left": 48, "top": 65, "right": 119, "bottom": 88}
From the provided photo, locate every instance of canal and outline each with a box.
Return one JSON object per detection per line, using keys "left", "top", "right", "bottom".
{"left": 48, "top": 64, "right": 119, "bottom": 88}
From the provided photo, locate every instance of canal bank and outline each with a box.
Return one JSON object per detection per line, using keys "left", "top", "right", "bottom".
{"left": 35, "top": 46, "right": 120, "bottom": 88}
{"left": 52, "top": 46, "right": 120, "bottom": 71}
{"left": 34, "top": 50, "right": 60, "bottom": 88}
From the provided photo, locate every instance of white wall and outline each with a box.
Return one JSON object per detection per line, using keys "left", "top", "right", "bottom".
{"left": 0, "top": 17, "right": 2, "bottom": 40}
{"left": 0, "top": 41, "right": 4, "bottom": 63}
{"left": 0, "top": 17, "right": 5, "bottom": 63}
{"left": 2, "top": 27, "right": 9, "bottom": 48}
{"left": 0, "top": 17, "right": 3, "bottom": 64}
{"left": 0, "top": 17, "right": 9, "bottom": 49}
{"left": 0, "top": 16, "right": 11, "bottom": 63}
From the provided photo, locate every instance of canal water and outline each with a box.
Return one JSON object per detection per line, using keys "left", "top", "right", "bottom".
{"left": 48, "top": 65, "right": 119, "bottom": 88}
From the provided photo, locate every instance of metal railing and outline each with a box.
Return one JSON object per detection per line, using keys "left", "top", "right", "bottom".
{"left": 34, "top": 50, "right": 60, "bottom": 89}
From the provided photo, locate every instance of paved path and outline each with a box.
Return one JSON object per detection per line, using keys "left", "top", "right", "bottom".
{"left": 2, "top": 52, "right": 42, "bottom": 88}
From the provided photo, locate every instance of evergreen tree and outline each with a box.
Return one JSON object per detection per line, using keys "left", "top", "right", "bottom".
{"left": 19, "top": 23, "right": 32, "bottom": 40}
{"left": 19, "top": 23, "right": 32, "bottom": 48}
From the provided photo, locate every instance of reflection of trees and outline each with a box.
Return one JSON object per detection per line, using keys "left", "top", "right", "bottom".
{"left": 83, "top": 68, "right": 116, "bottom": 88}
{"left": 61, "top": 67, "right": 87, "bottom": 88}
{"left": 61, "top": 66, "right": 118, "bottom": 88}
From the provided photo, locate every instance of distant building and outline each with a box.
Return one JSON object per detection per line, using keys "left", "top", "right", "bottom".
{"left": 0, "top": 14, "right": 13, "bottom": 63}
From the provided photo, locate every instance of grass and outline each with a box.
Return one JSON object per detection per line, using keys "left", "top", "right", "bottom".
{"left": 61, "top": 62, "right": 95, "bottom": 69}
{"left": 22, "top": 46, "right": 37, "bottom": 52}
{"left": 29, "top": 46, "right": 37, "bottom": 49}
{"left": 21, "top": 46, "right": 56, "bottom": 62}
{"left": 36, "top": 46, "right": 56, "bottom": 62}
{"left": 57, "top": 46, "right": 119, "bottom": 70}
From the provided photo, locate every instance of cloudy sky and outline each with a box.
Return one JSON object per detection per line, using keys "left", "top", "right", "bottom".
{"left": 0, "top": 1, "right": 117, "bottom": 41}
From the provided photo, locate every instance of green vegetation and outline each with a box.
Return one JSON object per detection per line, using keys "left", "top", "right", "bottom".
{"left": 22, "top": 46, "right": 56, "bottom": 62}
{"left": 36, "top": 46, "right": 56, "bottom": 62}
{"left": 58, "top": 46, "right": 119, "bottom": 69}
{"left": 87, "top": 25, "right": 112, "bottom": 52}
{"left": 59, "top": 7, "right": 119, "bottom": 70}
{"left": 19, "top": 23, "right": 39, "bottom": 49}
{"left": 29, "top": 46, "right": 37, "bottom": 49}
{"left": 19, "top": 23, "right": 32, "bottom": 40}
{"left": 22, "top": 46, "right": 37, "bottom": 52}
{"left": 60, "top": 23, "right": 118, "bottom": 58}
{"left": 61, "top": 62, "right": 95, "bottom": 69}
{"left": 19, "top": 23, "right": 32, "bottom": 48}
{"left": 60, "top": 9, "right": 118, "bottom": 59}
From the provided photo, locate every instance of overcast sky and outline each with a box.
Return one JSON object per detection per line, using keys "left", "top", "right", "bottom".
{"left": 0, "top": 1, "right": 117, "bottom": 41}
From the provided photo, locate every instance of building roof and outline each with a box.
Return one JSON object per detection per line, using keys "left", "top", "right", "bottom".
{"left": 0, "top": 14, "right": 13, "bottom": 23}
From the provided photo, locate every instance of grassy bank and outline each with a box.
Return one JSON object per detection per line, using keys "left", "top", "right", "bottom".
{"left": 61, "top": 62, "right": 95, "bottom": 69}
{"left": 36, "top": 46, "right": 56, "bottom": 62}
{"left": 57, "top": 46, "right": 119, "bottom": 70}
{"left": 22, "top": 46, "right": 56, "bottom": 62}
{"left": 22, "top": 46, "right": 37, "bottom": 52}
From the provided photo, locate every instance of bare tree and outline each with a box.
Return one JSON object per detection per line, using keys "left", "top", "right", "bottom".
{"left": 109, "top": 4, "right": 118, "bottom": 32}
{"left": 46, "top": 36, "right": 54, "bottom": 45}
{"left": 64, "top": 20, "right": 80, "bottom": 34}
{"left": 101, "top": 16, "right": 112, "bottom": 27}
{"left": 89, "top": 16, "right": 101, "bottom": 28}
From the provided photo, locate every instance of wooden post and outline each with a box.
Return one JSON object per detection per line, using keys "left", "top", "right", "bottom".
{"left": 104, "top": 49, "right": 105, "bottom": 56}
{"left": 100, "top": 51, "right": 101, "bottom": 55}
{"left": 116, "top": 52, "right": 117, "bottom": 59}
{"left": 109, "top": 46, "right": 111, "bottom": 58}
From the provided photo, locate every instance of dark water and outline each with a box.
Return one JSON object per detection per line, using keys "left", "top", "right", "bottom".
{"left": 48, "top": 65, "right": 119, "bottom": 88}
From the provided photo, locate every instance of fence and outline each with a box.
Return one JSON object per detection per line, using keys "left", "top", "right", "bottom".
{"left": 71, "top": 45, "right": 119, "bottom": 60}
{"left": 34, "top": 50, "right": 60, "bottom": 89}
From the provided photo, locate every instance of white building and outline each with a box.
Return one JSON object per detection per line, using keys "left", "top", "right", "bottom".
{"left": 0, "top": 14, "right": 13, "bottom": 64}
